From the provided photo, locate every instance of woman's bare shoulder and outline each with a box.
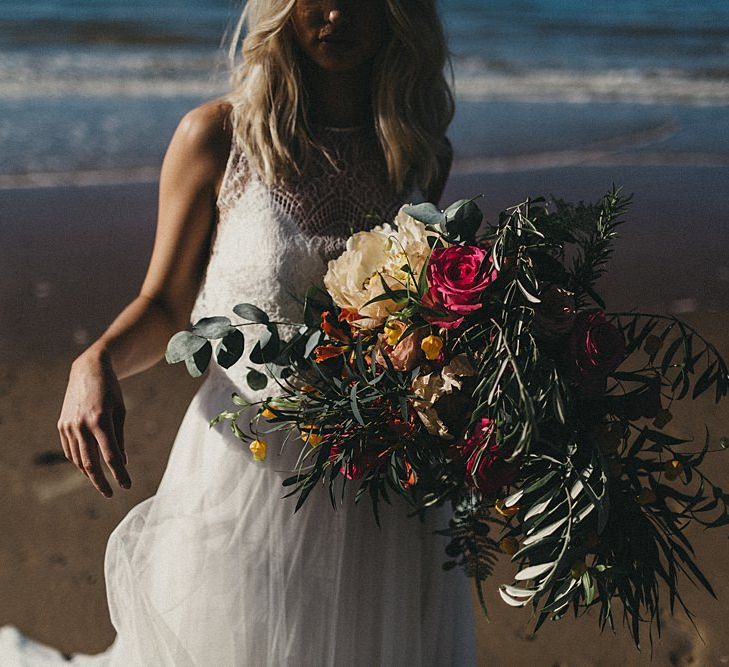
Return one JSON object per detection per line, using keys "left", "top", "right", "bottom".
{"left": 168, "top": 97, "right": 235, "bottom": 196}
{"left": 177, "top": 97, "right": 233, "bottom": 159}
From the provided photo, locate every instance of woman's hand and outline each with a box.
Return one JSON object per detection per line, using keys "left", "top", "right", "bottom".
{"left": 57, "top": 348, "right": 131, "bottom": 497}
{"left": 52, "top": 99, "right": 233, "bottom": 497}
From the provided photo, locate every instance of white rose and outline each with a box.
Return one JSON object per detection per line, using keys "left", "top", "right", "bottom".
{"left": 323, "top": 205, "right": 431, "bottom": 329}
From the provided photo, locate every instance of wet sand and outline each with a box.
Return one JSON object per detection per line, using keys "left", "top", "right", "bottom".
{"left": 1, "top": 167, "right": 728, "bottom": 664}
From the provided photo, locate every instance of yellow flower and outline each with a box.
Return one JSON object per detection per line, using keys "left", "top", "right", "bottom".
{"left": 499, "top": 536, "right": 519, "bottom": 555}
{"left": 384, "top": 321, "right": 403, "bottom": 346}
{"left": 249, "top": 439, "right": 267, "bottom": 461}
{"left": 300, "top": 424, "right": 324, "bottom": 447}
{"left": 664, "top": 459, "right": 683, "bottom": 481}
{"left": 420, "top": 334, "right": 444, "bottom": 361}
{"left": 260, "top": 407, "right": 276, "bottom": 419}
{"left": 494, "top": 498, "right": 519, "bottom": 518}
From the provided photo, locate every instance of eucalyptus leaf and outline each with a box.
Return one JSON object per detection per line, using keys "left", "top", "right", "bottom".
{"left": 443, "top": 199, "right": 483, "bottom": 241}
{"left": 402, "top": 202, "right": 445, "bottom": 227}
{"left": 192, "top": 316, "right": 234, "bottom": 339}
{"left": 165, "top": 330, "right": 207, "bottom": 364}
{"left": 184, "top": 340, "right": 212, "bottom": 377}
{"left": 246, "top": 367, "right": 268, "bottom": 391}
{"left": 216, "top": 329, "right": 245, "bottom": 368}
{"left": 233, "top": 303, "right": 270, "bottom": 324}
{"left": 249, "top": 324, "right": 281, "bottom": 364}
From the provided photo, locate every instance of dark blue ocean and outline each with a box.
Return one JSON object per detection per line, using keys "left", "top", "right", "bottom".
{"left": 2, "top": 0, "right": 729, "bottom": 185}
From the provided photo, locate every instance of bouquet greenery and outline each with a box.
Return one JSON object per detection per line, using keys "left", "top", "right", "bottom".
{"left": 166, "top": 186, "right": 729, "bottom": 647}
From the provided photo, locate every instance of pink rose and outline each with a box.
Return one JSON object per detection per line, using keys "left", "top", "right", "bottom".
{"left": 568, "top": 310, "right": 627, "bottom": 395}
{"left": 374, "top": 320, "right": 424, "bottom": 371}
{"left": 463, "top": 418, "right": 519, "bottom": 496}
{"left": 422, "top": 245, "right": 498, "bottom": 329}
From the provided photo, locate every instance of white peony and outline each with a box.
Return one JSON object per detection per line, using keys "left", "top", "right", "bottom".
{"left": 323, "top": 205, "right": 431, "bottom": 329}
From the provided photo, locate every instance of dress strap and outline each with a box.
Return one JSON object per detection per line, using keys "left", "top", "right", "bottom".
{"left": 215, "top": 127, "right": 250, "bottom": 215}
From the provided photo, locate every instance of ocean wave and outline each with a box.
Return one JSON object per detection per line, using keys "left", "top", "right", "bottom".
{"left": 0, "top": 50, "right": 228, "bottom": 100}
{"left": 453, "top": 67, "right": 729, "bottom": 106}
{"left": 1, "top": 49, "right": 728, "bottom": 106}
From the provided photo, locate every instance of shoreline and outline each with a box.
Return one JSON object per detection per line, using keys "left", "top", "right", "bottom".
{"left": 3, "top": 164, "right": 728, "bottom": 360}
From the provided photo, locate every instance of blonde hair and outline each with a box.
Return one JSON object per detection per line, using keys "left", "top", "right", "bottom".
{"left": 223, "top": 0, "right": 455, "bottom": 196}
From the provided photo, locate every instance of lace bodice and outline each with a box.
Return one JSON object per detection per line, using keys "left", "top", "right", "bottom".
{"left": 190, "top": 123, "right": 426, "bottom": 394}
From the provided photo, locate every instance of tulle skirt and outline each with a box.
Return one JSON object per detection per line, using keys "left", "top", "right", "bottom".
{"left": 0, "top": 364, "right": 478, "bottom": 666}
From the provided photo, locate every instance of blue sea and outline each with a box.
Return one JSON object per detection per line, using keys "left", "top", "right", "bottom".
{"left": 2, "top": 0, "right": 729, "bottom": 186}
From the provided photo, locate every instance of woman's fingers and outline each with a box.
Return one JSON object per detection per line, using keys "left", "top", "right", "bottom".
{"left": 94, "top": 415, "right": 131, "bottom": 489}
{"left": 65, "top": 424, "right": 82, "bottom": 469}
{"left": 76, "top": 423, "right": 114, "bottom": 498}
{"left": 58, "top": 421, "right": 71, "bottom": 461}
{"left": 112, "top": 405, "right": 127, "bottom": 466}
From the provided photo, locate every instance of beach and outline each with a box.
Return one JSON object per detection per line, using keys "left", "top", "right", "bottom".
{"left": 1, "top": 164, "right": 728, "bottom": 665}
{"left": 3, "top": 0, "right": 729, "bottom": 661}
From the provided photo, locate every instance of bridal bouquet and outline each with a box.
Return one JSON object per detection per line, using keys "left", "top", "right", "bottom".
{"left": 166, "top": 187, "right": 729, "bottom": 647}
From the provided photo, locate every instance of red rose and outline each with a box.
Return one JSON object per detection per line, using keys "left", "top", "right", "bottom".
{"left": 568, "top": 310, "right": 627, "bottom": 395}
{"left": 422, "top": 245, "right": 497, "bottom": 329}
{"left": 463, "top": 418, "right": 519, "bottom": 496}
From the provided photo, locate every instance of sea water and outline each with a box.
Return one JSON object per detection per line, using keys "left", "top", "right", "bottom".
{"left": 1, "top": 0, "right": 729, "bottom": 186}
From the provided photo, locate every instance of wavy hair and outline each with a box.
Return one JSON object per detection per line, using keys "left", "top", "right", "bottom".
{"left": 223, "top": 0, "right": 455, "bottom": 196}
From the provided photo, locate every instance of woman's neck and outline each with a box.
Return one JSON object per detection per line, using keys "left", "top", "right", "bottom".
{"left": 302, "top": 61, "right": 374, "bottom": 128}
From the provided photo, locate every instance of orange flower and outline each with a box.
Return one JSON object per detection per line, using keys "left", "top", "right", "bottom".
{"left": 402, "top": 460, "right": 417, "bottom": 488}
{"left": 314, "top": 344, "right": 346, "bottom": 363}
{"left": 338, "top": 307, "right": 362, "bottom": 323}
{"left": 321, "top": 310, "right": 351, "bottom": 343}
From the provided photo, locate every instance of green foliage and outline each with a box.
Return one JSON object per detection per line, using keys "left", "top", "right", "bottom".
{"left": 162, "top": 186, "right": 729, "bottom": 649}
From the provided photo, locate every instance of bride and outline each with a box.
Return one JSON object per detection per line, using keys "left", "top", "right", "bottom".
{"left": 1, "top": 0, "right": 477, "bottom": 664}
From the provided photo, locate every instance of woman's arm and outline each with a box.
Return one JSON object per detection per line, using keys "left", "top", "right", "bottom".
{"left": 82, "top": 100, "right": 234, "bottom": 380}
{"left": 57, "top": 98, "right": 233, "bottom": 497}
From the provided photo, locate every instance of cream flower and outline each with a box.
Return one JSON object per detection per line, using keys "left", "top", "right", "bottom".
{"left": 323, "top": 205, "right": 430, "bottom": 329}
{"left": 411, "top": 353, "right": 476, "bottom": 439}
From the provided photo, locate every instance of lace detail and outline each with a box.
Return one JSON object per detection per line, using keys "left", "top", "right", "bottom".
{"left": 216, "top": 125, "right": 418, "bottom": 260}
{"left": 191, "top": 122, "right": 425, "bottom": 396}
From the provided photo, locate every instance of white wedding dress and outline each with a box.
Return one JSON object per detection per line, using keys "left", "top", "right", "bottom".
{"left": 0, "top": 120, "right": 478, "bottom": 666}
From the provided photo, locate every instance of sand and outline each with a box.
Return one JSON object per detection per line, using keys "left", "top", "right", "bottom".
{"left": 1, "top": 168, "right": 728, "bottom": 665}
